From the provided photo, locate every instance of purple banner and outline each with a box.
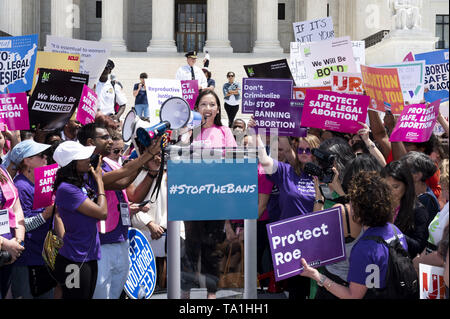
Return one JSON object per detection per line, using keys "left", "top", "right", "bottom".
{"left": 267, "top": 207, "right": 346, "bottom": 281}
{"left": 253, "top": 98, "right": 307, "bottom": 137}
{"left": 241, "top": 78, "right": 293, "bottom": 114}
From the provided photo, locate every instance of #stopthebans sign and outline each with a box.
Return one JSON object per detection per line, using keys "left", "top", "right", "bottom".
{"left": 267, "top": 207, "right": 346, "bottom": 281}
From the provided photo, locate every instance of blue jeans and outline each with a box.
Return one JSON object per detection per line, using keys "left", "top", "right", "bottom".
{"left": 134, "top": 104, "right": 149, "bottom": 118}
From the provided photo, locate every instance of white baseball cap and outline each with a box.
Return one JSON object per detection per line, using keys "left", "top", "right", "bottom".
{"left": 53, "top": 141, "right": 96, "bottom": 167}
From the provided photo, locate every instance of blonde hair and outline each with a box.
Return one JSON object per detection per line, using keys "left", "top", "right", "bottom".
{"left": 291, "top": 134, "right": 321, "bottom": 176}
{"left": 440, "top": 159, "right": 449, "bottom": 190}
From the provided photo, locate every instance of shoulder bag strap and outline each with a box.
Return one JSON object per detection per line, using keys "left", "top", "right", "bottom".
{"left": 343, "top": 204, "right": 352, "bottom": 238}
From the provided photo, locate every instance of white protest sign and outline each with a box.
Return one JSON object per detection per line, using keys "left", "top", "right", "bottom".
{"left": 145, "top": 79, "right": 182, "bottom": 126}
{"left": 352, "top": 41, "right": 365, "bottom": 73}
{"left": 44, "top": 36, "right": 111, "bottom": 88}
{"left": 419, "top": 264, "right": 446, "bottom": 299}
{"left": 293, "top": 17, "right": 334, "bottom": 43}
{"left": 290, "top": 42, "right": 309, "bottom": 87}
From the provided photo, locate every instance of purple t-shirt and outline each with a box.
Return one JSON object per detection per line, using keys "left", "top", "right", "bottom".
{"left": 13, "top": 174, "right": 51, "bottom": 266}
{"left": 266, "top": 160, "right": 315, "bottom": 220}
{"left": 55, "top": 182, "right": 101, "bottom": 262}
{"left": 347, "top": 223, "right": 408, "bottom": 289}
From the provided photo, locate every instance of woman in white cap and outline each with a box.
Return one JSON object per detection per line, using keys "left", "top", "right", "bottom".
{"left": 51, "top": 141, "right": 107, "bottom": 299}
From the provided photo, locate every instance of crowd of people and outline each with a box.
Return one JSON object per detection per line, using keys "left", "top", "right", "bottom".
{"left": 0, "top": 52, "right": 449, "bottom": 301}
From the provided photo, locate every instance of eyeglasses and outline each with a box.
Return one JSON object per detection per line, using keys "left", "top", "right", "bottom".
{"left": 112, "top": 148, "right": 121, "bottom": 154}
{"left": 95, "top": 134, "right": 112, "bottom": 140}
{"left": 227, "top": 74, "right": 235, "bottom": 78}
{"left": 297, "top": 147, "right": 311, "bottom": 155}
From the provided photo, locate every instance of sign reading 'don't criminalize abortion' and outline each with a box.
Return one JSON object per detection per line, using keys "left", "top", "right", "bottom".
{"left": 0, "top": 92, "right": 30, "bottom": 130}
{"left": 167, "top": 160, "right": 258, "bottom": 221}
{"left": 33, "top": 164, "right": 58, "bottom": 210}
{"left": 302, "top": 89, "right": 369, "bottom": 134}
{"left": 253, "top": 98, "right": 307, "bottom": 137}
{"left": 267, "top": 207, "right": 346, "bottom": 281}
{"left": 242, "top": 78, "right": 293, "bottom": 114}
{"left": 389, "top": 100, "right": 440, "bottom": 143}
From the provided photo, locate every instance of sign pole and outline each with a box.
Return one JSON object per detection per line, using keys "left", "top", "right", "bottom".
{"left": 167, "top": 220, "right": 181, "bottom": 299}
{"left": 244, "top": 219, "right": 257, "bottom": 299}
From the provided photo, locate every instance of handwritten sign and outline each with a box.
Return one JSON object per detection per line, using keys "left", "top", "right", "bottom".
{"left": 33, "top": 164, "right": 58, "bottom": 210}
{"left": 293, "top": 17, "right": 334, "bottom": 43}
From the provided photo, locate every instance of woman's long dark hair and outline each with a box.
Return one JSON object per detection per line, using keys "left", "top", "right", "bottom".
{"left": 381, "top": 160, "right": 416, "bottom": 233}
{"left": 53, "top": 161, "right": 85, "bottom": 192}
{"left": 194, "top": 89, "right": 223, "bottom": 127}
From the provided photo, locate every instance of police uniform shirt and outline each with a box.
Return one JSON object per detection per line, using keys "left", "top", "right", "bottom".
{"left": 95, "top": 80, "right": 127, "bottom": 115}
{"left": 175, "top": 64, "right": 208, "bottom": 89}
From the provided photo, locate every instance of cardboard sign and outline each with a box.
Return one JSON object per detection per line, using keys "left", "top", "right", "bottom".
{"left": 181, "top": 80, "right": 199, "bottom": 110}
{"left": 419, "top": 264, "right": 446, "bottom": 299}
{"left": 331, "top": 72, "right": 363, "bottom": 95}
{"left": 389, "top": 100, "right": 440, "bottom": 143}
{"left": 293, "top": 17, "right": 334, "bottom": 43}
{"left": 243, "top": 59, "right": 295, "bottom": 84}
{"left": 242, "top": 78, "right": 293, "bottom": 114}
{"left": 125, "top": 228, "right": 157, "bottom": 299}
{"left": 253, "top": 98, "right": 306, "bottom": 137}
{"left": 267, "top": 207, "right": 346, "bottom": 281}
{"left": 415, "top": 49, "right": 449, "bottom": 103}
{"left": 33, "top": 164, "right": 58, "bottom": 210}
{"left": 0, "top": 34, "right": 38, "bottom": 94}
{"left": 302, "top": 89, "right": 370, "bottom": 134}
{"left": 293, "top": 86, "right": 331, "bottom": 99}
{"left": 0, "top": 92, "right": 30, "bottom": 130}
{"left": 167, "top": 160, "right": 258, "bottom": 221}
{"left": 360, "top": 65, "right": 404, "bottom": 114}
{"left": 76, "top": 85, "right": 98, "bottom": 125}
{"left": 145, "top": 78, "right": 182, "bottom": 126}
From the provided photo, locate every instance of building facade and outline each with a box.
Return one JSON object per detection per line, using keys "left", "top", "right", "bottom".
{"left": 0, "top": 0, "right": 448, "bottom": 53}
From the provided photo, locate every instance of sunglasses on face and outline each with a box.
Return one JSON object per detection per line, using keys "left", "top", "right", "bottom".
{"left": 297, "top": 147, "right": 311, "bottom": 155}
{"left": 227, "top": 74, "right": 235, "bottom": 78}
{"left": 112, "top": 148, "right": 121, "bottom": 154}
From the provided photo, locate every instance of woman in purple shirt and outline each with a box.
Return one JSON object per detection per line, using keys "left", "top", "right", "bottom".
{"left": 51, "top": 141, "right": 107, "bottom": 299}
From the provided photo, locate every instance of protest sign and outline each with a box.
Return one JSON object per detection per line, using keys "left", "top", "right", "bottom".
{"left": 33, "top": 164, "right": 58, "bottom": 210}
{"left": 267, "top": 207, "right": 346, "bottom": 281}
{"left": 31, "top": 51, "right": 80, "bottom": 95}
{"left": 360, "top": 65, "right": 404, "bottom": 114}
{"left": 403, "top": 52, "right": 415, "bottom": 62}
{"left": 125, "top": 228, "right": 157, "bottom": 299}
{"left": 145, "top": 78, "right": 182, "bottom": 126}
{"left": 45, "top": 36, "right": 111, "bottom": 88}
{"left": 302, "top": 89, "right": 369, "bottom": 134}
{"left": 253, "top": 98, "right": 306, "bottom": 137}
{"left": 293, "top": 17, "right": 334, "bottom": 43}
{"left": 300, "top": 37, "right": 357, "bottom": 86}
{"left": 434, "top": 102, "right": 449, "bottom": 135}
{"left": 293, "top": 86, "right": 331, "bottom": 99}
{"left": 389, "top": 100, "right": 440, "bottom": 143}
{"left": 243, "top": 59, "right": 295, "bottom": 84}
{"left": 415, "top": 49, "right": 449, "bottom": 103}
{"left": 242, "top": 78, "right": 293, "bottom": 114}
{"left": 28, "top": 68, "right": 89, "bottom": 131}
{"left": 331, "top": 72, "right": 363, "bottom": 95}
{"left": 76, "top": 85, "right": 97, "bottom": 125}
{"left": 352, "top": 41, "right": 365, "bottom": 73}
{"left": 374, "top": 61, "right": 425, "bottom": 104}
{"left": 0, "top": 92, "right": 30, "bottom": 130}
{"left": 419, "top": 264, "right": 446, "bottom": 299}
{"left": 181, "top": 80, "right": 199, "bottom": 110}
{"left": 290, "top": 42, "right": 309, "bottom": 87}
{"left": 0, "top": 34, "right": 38, "bottom": 94}
{"left": 167, "top": 160, "right": 258, "bottom": 221}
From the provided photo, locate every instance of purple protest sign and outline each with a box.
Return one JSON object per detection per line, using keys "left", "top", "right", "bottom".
{"left": 33, "top": 164, "right": 58, "bottom": 210}
{"left": 181, "top": 80, "right": 199, "bottom": 110}
{"left": 267, "top": 207, "right": 346, "bottom": 282}
{"left": 253, "top": 98, "right": 307, "bottom": 137}
{"left": 0, "top": 92, "right": 30, "bottom": 130}
{"left": 76, "top": 85, "right": 97, "bottom": 125}
{"left": 301, "top": 89, "right": 369, "bottom": 134}
{"left": 242, "top": 78, "right": 293, "bottom": 114}
{"left": 389, "top": 100, "right": 440, "bottom": 143}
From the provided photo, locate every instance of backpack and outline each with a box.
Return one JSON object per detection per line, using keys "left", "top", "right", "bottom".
{"left": 363, "top": 224, "right": 419, "bottom": 299}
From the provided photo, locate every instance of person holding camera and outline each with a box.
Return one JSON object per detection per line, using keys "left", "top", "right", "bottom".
{"left": 133, "top": 72, "right": 149, "bottom": 120}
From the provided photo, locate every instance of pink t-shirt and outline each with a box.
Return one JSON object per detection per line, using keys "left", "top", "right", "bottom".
{"left": 193, "top": 125, "right": 237, "bottom": 148}
{"left": 258, "top": 163, "right": 274, "bottom": 221}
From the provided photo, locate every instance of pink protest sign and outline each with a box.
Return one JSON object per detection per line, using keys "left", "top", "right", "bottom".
{"left": 76, "top": 85, "right": 97, "bottom": 125}
{"left": 389, "top": 100, "right": 440, "bottom": 143}
{"left": 301, "top": 89, "right": 370, "bottom": 134}
{"left": 403, "top": 52, "right": 415, "bottom": 62}
{"left": 181, "top": 80, "right": 199, "bottom": 110}
{"left": 33, "top": 164, "right": 59, "bottom": 210}
{"left": 0, "top": 92, "right": 30, "bottom": 130}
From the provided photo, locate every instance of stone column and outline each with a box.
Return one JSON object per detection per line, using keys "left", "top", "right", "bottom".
{"left": 100, "top": 0, "right": 127, "bottom": 51}
{"left": 295, "top": 0, "right": 328, "bottom": 22}
{"left": 203, "top": 0, "right": 233, "bottom": 53}
{"left": 253, "top": 0, "right": 283, "bottom": 53}
{"left": 51, "top": 0, "right": 74, "bottom": 38}
{"left": 147, "top": 0, "right": 177, "bottom": 53}
{"left": 0, "top": 0, "right": 22, "bottom": 36}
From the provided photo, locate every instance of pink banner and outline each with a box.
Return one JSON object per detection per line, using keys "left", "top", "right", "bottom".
{"left": 76, "top": 85, "right": 97, "bottom": 125}
{"left": 0, "top": 92, "right": 30, "bottom": 131}
{"left": 181, "top": 80, "right": 199, "bottom": 110}
{"left": 301, "top": 89, "right": 370, "bottom": 134}
{"left": 389, "top": 100, "right": 440, "bottom": 143}
{"left": 33, "top": 164, "right": 58, "bottom": 210}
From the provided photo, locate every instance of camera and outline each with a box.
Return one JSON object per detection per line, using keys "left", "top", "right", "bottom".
{"left": 0, "top": 251, "right": 12, "bottom": 267}
{"left": 90, "top": 154, "right": 100, "bottom": 170}
{"left": 303, "top": 148, "right": 336, "bottom": 184}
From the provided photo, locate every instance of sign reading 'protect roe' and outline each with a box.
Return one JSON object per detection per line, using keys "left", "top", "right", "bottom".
{"left": 267, "top": 207, "right": 346, "bottom": 281}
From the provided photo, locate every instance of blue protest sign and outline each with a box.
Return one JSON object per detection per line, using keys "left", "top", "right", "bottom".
{"left": 167, "top": 160, "right": 258, "bottom": 221}
{"left": 124, "top": 228, "right": 157, "bottom": 299}
{"left": 415, "top": 49, "right": 449, "bottom": 103}
{"left": 0, "top": 34, "right": 38, "bottom": 94}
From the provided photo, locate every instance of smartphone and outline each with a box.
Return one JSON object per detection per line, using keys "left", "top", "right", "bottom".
{"left": 90, "top": 154, "right": 100, "bottom": 169}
